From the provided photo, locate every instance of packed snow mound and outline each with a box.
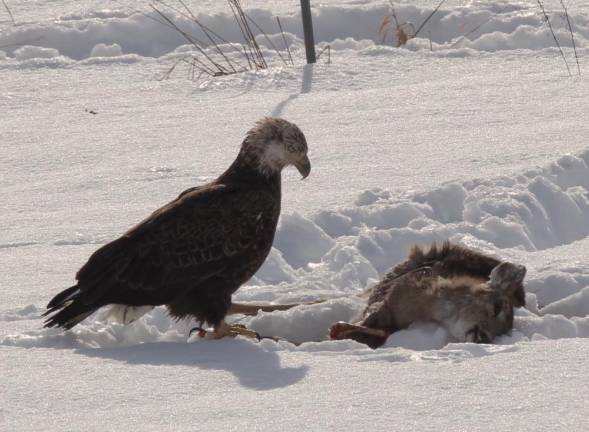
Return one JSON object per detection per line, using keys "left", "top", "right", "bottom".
{"left": 90, "top": 42, "right": 123, "bottom": 57}
{"left": 273, "top": 212, "right": 335, "bottom": 269}
{"left": 13, "top": 45, "right": 60, "bottom": 60}
{"left": 0, "top": 1, "right": 587, "bottom": 63}
{"left": 0, "top": 305, "right": 40, "bottom": 322}
{"left": 3, "top": 149, "right": 589, "bottom": 355}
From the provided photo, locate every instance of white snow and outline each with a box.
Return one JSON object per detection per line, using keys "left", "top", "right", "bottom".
{"left": 90, "top": 42, "right": 123, "bottom": 57}
{"left": 2, "top": 0, "right": 589, "bottom": 430}
{"left": 13, "top": 44, "right": 60, "bottom": 60}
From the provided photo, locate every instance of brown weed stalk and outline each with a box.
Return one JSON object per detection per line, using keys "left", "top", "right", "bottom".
{"left": 537, "top": 0, "right": 572, "bottom": 77}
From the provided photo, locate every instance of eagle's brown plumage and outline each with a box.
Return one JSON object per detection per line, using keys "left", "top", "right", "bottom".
{"left": 44, "top": 118, "right": 311, "bottom": 331}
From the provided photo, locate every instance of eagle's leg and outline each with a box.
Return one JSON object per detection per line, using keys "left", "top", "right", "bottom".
{"left": 227, "top": 300, "right": 327, "bottom": 316}
{"left": 198, "top": 320, "right": 260, "bottom": 340}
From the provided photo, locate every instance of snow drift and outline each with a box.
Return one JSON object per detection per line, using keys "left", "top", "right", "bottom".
{"left": 4, "top": 2, "right": 589, "bottom": 431}
{"left": 3, "top": 149, "right": 589, "bottom": 352}
{"left": 0, "top": 1, "right": 587, "bottom": 64}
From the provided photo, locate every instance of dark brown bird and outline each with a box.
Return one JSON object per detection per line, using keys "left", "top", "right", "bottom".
{"left": 44, "top": 117, "right": 311, "bottom": 339}
{"left": 330, "top": 242, "right": 526, "bottom": 348}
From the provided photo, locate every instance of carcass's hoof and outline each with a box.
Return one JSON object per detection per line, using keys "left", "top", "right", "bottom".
{"left": 329, "top": 321, "right": 355, "bottom": 340}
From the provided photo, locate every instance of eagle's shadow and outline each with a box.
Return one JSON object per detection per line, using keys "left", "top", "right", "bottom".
{"left": 77, "top": 338, "right": 309, "bottom": 391}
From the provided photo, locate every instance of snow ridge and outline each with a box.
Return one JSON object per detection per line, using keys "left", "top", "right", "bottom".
{"left": 3, "top": 149, "right": 589, "bottom": 353}
{"left": 1, "top": 2, "right": 587, "bottom": 63}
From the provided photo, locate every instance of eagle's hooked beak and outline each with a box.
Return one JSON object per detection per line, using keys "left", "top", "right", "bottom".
{"left": 294, "top": 154, "right": 311, "bottom": 179}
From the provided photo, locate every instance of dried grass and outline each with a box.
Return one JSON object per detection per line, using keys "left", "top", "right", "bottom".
{"left": 2, "top": 0, "right": 15, "bottom": 26}
{"left": 149, "top": 0, "right": 293, "bottom": 80}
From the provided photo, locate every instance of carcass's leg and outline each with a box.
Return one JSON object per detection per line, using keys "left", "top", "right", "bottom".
{"left": 329, "top": 321, "right": 390, "bottom": 349}
{"left": 227, "top": 300, "right": 326, "bottom": 316}
{"left": 329, "top": 321, "right": 389, "bottom": 340}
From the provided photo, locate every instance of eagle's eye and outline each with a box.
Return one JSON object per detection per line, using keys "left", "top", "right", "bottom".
{"left": 287, "top": 143, "right": 297, "bottom": 153}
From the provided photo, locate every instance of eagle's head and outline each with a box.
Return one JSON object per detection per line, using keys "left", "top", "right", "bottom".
{"left": 242, "top": 117, "right": 311, "bottom": 179}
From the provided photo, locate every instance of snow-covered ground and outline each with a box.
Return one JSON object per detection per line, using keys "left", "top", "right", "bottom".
{"left": 2, "top": 1, "right": 589, "bottom": 430}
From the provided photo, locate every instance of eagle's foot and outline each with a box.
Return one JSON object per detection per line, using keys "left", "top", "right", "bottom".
{"left": 189, "top": 321, "right": 261, "bottom": 340}
{"left": 329, "top": 321, "right": 389, "bottom": 340}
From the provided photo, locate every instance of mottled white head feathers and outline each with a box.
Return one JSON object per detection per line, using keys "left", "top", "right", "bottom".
{"left": 243, "top": 117, "right": 311, "bottom": 178}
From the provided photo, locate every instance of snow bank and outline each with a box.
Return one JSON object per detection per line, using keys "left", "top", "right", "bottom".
{"left": 0, "top": 2, "right": 587, "bottom": 64}
{"left": 0, "top": 305, "right": 40, "bottom": 322}
{"left": 527, "top": 272, "right": 589, "bottom": 306}
{"left": 273, "top": 212, "right": 335, "bottom": 269}
{"left": 90, "top": 42, "right": 122, "bottom": 57}
{"left": 2, "top": 306, "right": 188, "bottom": 349}
{"left": 515, "top": 313, "right": 589, "bottom": 340}
{"left": 383, "top": 322, "right": 450, "bottom": 351}
{"left": 4, "top": 150, "right": 589, "bottom": 355}
{"left": 540, "top": 285, "right": 589, "bottom": 318}
{"left": 248, "top": 297, "right": 363, "bottom": 344}
{"left": 233, "top": 148, "right": 589, "bottom": 346}
{"left": 14, "top": 45, "right": 60, "bottom": 60}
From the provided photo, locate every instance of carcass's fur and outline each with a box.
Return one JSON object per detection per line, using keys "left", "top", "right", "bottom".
{"left": 331, "top": 242, "right": 526, "bottom": 348}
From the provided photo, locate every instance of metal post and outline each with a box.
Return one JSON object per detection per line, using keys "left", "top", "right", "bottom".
{"left": 300, "top": 0, "right": 316, "bottom": 64}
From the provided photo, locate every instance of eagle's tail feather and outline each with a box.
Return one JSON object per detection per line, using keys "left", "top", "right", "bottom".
{"left": 46, "top": 285, "right": 80, "bottom": 310}
{"left": 44, "top": 302, "right": 97, "bottom": 330}
{"left": 43, "top": 285, "right": 97, "bottom": 329}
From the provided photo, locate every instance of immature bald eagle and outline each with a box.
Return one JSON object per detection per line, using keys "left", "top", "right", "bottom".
{"left": 44, "top": 117, "right": 311, "bottom": 339}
